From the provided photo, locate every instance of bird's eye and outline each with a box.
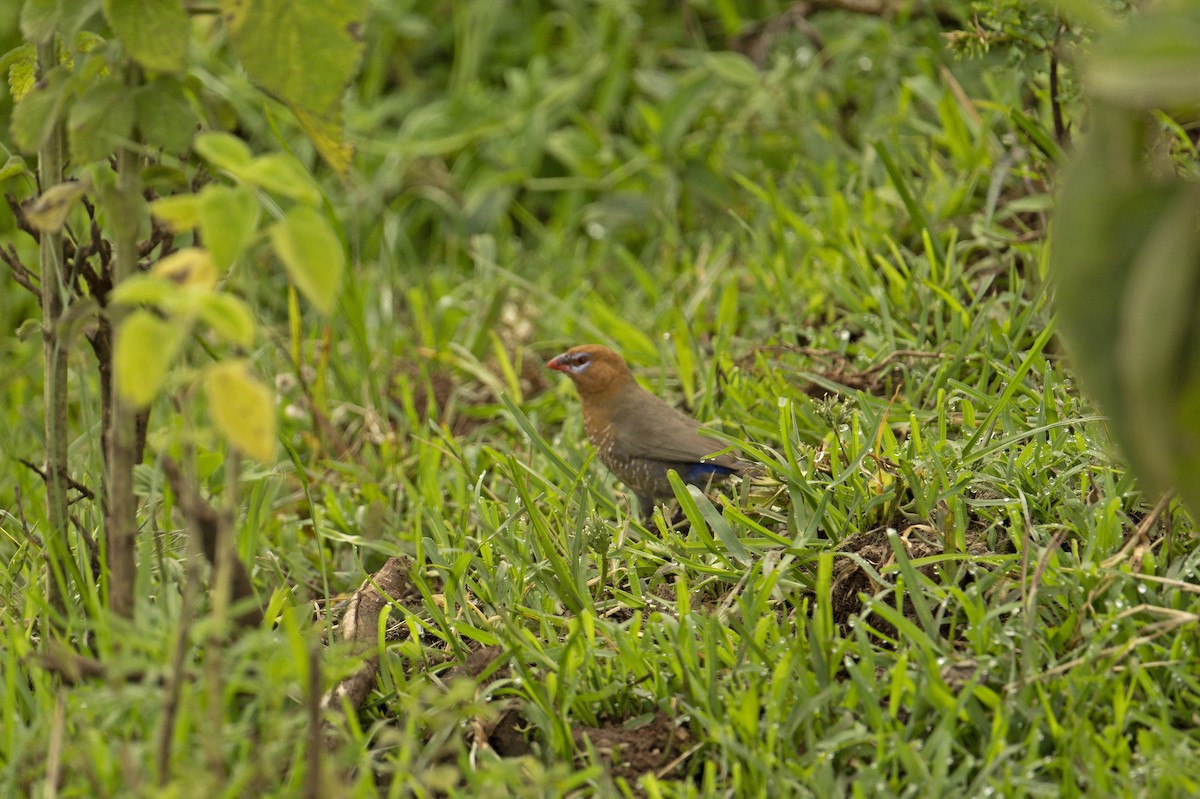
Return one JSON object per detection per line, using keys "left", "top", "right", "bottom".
{"left": 574, "top": 353, "right": 591, "bottom": 366}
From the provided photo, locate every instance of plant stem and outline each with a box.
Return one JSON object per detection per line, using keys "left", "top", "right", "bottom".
{"left": 36, "top": 39, "right": 72, "bottom": 620}
{"left": 105, "top": 67, "right": 143, "bottom": 620}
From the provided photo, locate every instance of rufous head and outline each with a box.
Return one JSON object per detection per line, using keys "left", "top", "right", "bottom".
{"left": 546, "top": 344, "right": 631, "bottom": 398}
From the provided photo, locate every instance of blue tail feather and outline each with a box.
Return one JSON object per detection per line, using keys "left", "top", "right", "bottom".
{"left": 682, "top": 462, "right": 736, "bottom": 483}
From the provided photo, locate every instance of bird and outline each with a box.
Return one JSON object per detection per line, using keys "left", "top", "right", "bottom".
{"left": 547, "top": 344, "right": 753, "bottom": 521}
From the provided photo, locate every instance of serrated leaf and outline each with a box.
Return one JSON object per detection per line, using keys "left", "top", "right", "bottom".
{"left": 150, "top": 193, "right": 202, "bottom": 231}
{"left": 197, "top": 293, "right": 255, "bottom": 346}
{"left": 204, "top": 360, "right": 276, "bottom": 463}
{"left": 24, "top": 179, "right": 88, "bottom": 233}
{"left": 239, "top": 152, "right": 321, "bottom": 205}
{"left": 198, "top": 184, "right": 259, "bottom": 269}
{"left": 269, "top": 205, "right": 344, "bottom": 315}
{"left": 3, "top": 43, "right": 37, "bottom": 101}
{"left": 152, "top": 247, "right": 217, "bottom": 291}
{"left": 291, "top": 103, "right": 354, "bottom": 177}
{"left": 194, "top": 131, "right": 252, "bottom": 174}
{"left": 115, "top": 308, "right": 187, "bottom": 407}
{"left": 103, "top": 0, "right": 189, "bottom": 74}
{"left": 11, "top": 66, "right": 69, "bottom": 154}
{"left": 218, "top": 0, "right": 364, "bottom": 116}
{"left": 68, "top": 77, "right": 136, "bottom": 164}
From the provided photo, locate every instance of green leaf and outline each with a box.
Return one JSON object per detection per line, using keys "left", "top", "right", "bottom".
{"left": 198, "top": 184, "right": 259, "bottom": 269}
{"left": 194, "top": 131, "right": 252, "bottom": 175}
{"left": 2, "top": 43, "right": 37, "bottom": 101}
{"left": 134, "top": 77, "right": 197, "bottom": 152}
{"left": 239, "top": 152, "right": 321, "bottom": 205}
{"left": 290, "top": 103, "right": 354, "bottom": 177}
{"left": 115, "top": 308, "right": 187, "bottom": 407}
{"left": 694, "top": 489, "right": 750, "bottom": 565}
{"left": 21, "top": 0, "right": 98, "bottom": 44}
{"left": 103, "top": 0, "right": 189, "bottom": 74}
{"left": 0, "top": 155, "right": 31, "bottom": 183}
{"left": 150, "top": 193, "right": 203, "bottom": 231}
{"left": 10, "top": 65, "right": 69, "bottom": 154}
{"left": 1086, "top": 9, "right": 1200, "bottom": 108}
{"left": 110, "top": 273, "right": 178, "bottom": 306}
{"left": 219, "top": 0, "right": 365, "bottom": 117}
{"left": 197, "top": 293, "right": 255, "bottom": 346}
{"left": 1052, "top": 108, "right": 1166, "bottom": 438}
{"left": 68, "top": 77, "right": 136, "bottom": 164}
{"left": 204, "top": 360, "right": 276, "bottom": 463}
{"left": 703, "top": 52, "right": 759, "bottom": 88}
{"left": 268, "top": 205, "right": 344, "bottom": 315}
{"left": 1116, "top": 188, "right": 1200, "bottom": 492}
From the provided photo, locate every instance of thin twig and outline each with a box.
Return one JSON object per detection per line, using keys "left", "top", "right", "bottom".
{"left": 17, "top": 458, "right": 95, "bottom": 501}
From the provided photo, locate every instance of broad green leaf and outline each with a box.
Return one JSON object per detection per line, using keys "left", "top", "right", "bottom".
{"left": 11, "top": 66, "right": 69, "bottom": 154}
{"left": 197, "top": 293, "right": 255, "bottom": 346}
{"left": 110, "top": 273, "right": 178, "bottom": 306}
{"left": 0, "top": 155, "right": 31, "bottom": 183}
{"left": 103, "top": 0, "right": 189, "bottom": 74}
{"left": 219, "top": 0, "right": 365, "bottom": 117}
{"left": 68, "top": 77, "right": 135, "bottom": 164}
{"left": 150, "top": 193, "right": 202, "bottom": 231}
{"left": 152, "top": 247, "right": 218, "bottom": 291}
{"left": 239, "top": 152, "right": 321, "bottom": 205}
{"left": 24, "top": 179, "right": 88, "bottom": 233}
{"left": 194, "top": 131, "right": 252, "bottom": 175}
{"left": 1086, "top": 10, "right": 1200, "bottom": 108}
{"left": 1116, "top": 188, "right": 1200, "bottom": 492}
{"left": 268, "top": 205, "right": 344, "bottom": 315}
{"left": 134, "top": 78, "right": 197, "bottom": 153}
{"left": 115, "top": 308, "right": 187, "bottom": 407}
{"left": 198, "top": 184, "right": 259, "bottom": 269}
{"left": 21, "top": 0, "right": 97, "bottom": 44}
{"left": 1051, "top": 108, "right": 1160, "bottom": 430}
{"left": 204, "top": 360, "right": 276, "bottom": 463}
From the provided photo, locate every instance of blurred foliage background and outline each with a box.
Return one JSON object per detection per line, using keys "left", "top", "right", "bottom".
{"left": 5, "top": 0, "right": 1200, "bottom": 796}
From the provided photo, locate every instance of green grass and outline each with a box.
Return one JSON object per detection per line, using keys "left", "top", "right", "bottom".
{"left": 2, "top": 2, "right": 1199, "bottom": 797}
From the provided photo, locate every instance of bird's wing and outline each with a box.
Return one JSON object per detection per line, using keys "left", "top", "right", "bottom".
{"left": 608, "top": 388, "right": 742, "bottom": 467}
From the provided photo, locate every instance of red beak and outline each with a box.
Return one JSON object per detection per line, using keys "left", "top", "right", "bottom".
{"left": 547, "top": 353, "right": 569, "bottom": 372}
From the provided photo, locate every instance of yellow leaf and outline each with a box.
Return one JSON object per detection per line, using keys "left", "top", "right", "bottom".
{"left": 25, "top": 179, "right": 88, "bottom": 233}
{"left": 292, "top": 104, "right": 354, "bottom": 178}
{"left": 150, "top": 194, "right": 203, "bottom": 232}
{"left": 151, "top": 247, "right": 218, "bottom": 291}
{"left": 204, "top": 361, "right": 277, "bottom": 463}
{"left": 269, "top": 206, "right": 344, "bottom": 315}
{"left": 197, "top": 293, "right": 256, "bottom": 347}
{"left": 115, "top": 309, "right": 186, "bottom": 407}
